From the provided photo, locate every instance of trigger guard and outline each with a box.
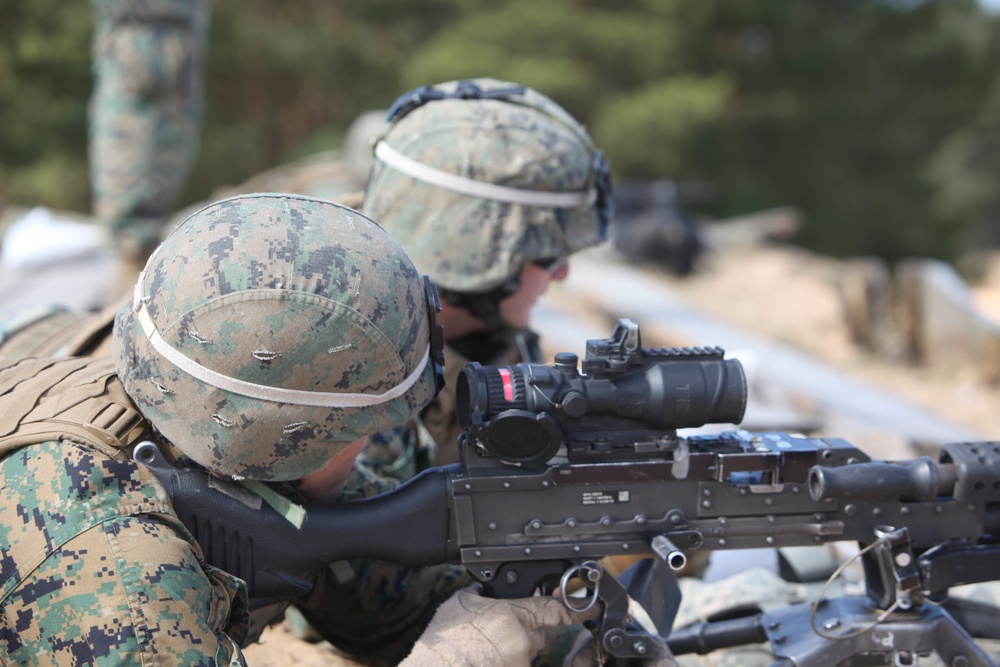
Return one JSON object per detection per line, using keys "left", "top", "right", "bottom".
{"left": 478, "top": 560, "right": 568, "bottom": 599}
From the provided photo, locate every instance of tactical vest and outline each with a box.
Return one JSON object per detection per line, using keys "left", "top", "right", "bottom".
{"left": 0, "top": 298, "right": 123, "bottom": 360}
{"left": 0, "top": 355, "right": 254, "bottom": 649}
{"left": 0, "top": 355, "right": 147, "bottom": 460}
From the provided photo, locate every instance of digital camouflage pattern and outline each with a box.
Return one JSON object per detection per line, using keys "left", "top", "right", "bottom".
{"left": 90, "top": 0, "right": 211, "bottom": 259}
{"left": 363, "top": 78, "right": 608, "bottom": 293}
{"left": 113, "top": 193, "right": 439, "bottom": 481}
{"left": 360, "top": 416, "right": 427, "bottom": 482}
{"left": 0, "top": 354, "right": 467, "bottom": 665}
{"left": 0, "top": 438, "right": 250, "bottom": 666}
{"left": 0, "top": 355, "right": 249, "bottom": 663}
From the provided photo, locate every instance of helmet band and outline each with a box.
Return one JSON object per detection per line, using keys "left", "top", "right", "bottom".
{"left": 374, "top": 141, "right": 597, "bottom": 209}
{"left": 132, "top": 274, "right": 431, "bottom": 408}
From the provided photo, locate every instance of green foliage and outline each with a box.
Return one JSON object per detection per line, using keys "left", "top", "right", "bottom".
{"left": 595, "top": 76, "right": 734, "bottom": 178}
{"left": 0, "top": 0, "right": 91, "bottom": 209}
{"left": 396, "top": 0, "right": 1000, "bottom": 261}
{"left": 400, "top": 1, "right": 687, "bottom": 122}
{"left": 185, "top": 0, "right": 411, "bottom": 199}
{"left": 666, "top": 0, "right": 997, "bottom": 261}
{"left": 1, "top": 0, "right": 999, "bottom": 263}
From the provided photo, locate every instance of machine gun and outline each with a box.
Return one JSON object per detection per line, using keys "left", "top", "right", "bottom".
{"left": 134, "top": 319, "right": 1000, "bottom": 665}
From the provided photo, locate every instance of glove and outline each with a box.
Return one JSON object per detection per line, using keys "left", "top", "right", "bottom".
{"left": 400, "top": 586, "right": 599, "bottom": 667}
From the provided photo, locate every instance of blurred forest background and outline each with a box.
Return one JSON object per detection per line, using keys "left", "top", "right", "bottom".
{"left": 3, "top": 0, "right": 1000, "bottom": 264}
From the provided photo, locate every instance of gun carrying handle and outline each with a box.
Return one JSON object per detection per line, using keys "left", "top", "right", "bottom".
{"left": 808, "top": 457, "right": 941, "bottom": 502}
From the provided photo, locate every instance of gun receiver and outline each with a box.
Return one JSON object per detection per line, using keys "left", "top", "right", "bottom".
{"left": 135, "top": 318, "right": 1000, "bottom": 666}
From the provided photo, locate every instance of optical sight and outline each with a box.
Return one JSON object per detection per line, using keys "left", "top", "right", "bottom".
{"left": 456, "top": 319, "right": 747, "bottom": 467}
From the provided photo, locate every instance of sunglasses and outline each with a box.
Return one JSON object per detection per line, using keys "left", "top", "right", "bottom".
{"left": 534, "top": 257, "right": 568, "bottom": 274}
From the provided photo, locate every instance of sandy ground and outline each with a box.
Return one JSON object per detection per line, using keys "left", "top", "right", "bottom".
{"left": 666, "top": 243, "right": 1000, "bottom": 441}
{"left": 243, "top": 621, "right": 357, "bottom": 667}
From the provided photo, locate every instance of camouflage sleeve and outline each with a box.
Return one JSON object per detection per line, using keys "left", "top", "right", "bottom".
{"left": 0, "top": 441, "right": 249, "bottom": 665}
{"left": 358, "top": 419, "right": 433, "bottom": 483}
{"left": 293, "top": 458, "right": 471, "bottom": 667}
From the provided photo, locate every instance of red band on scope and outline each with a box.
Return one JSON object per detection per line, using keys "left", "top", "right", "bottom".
{"left": 498, "top": 368, "right": 514, "bottom": 402}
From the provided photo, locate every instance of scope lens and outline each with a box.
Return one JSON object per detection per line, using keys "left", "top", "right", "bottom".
{"left": 456, "top": 369, "right": 474, "bottom": 429}
{"left": 484, "top": 411, "right": 561, "bottom": 467}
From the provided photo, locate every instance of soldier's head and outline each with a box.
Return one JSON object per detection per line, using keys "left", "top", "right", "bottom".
{"left": 362, "top": 78, "right": 613, "bottom": 335}
{"left": 112, "top": 193, "right": 443, "bottom": 482}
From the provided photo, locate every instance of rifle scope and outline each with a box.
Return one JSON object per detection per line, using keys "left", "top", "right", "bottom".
{"left": 456, "top": 319, "right": 747, "bottom": 467}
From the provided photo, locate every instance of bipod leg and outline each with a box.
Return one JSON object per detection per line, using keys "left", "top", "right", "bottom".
{"left": 762, "top": 597, "right": 997, "bottom": 667}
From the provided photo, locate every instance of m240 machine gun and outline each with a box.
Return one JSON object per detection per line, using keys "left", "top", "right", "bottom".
{"left": 135, "top": 319, "right": 1000, "bottom": 665}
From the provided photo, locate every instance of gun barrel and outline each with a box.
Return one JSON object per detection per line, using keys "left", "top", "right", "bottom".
{"left": 808, "top": 457, "right": 942, "bottom": 502}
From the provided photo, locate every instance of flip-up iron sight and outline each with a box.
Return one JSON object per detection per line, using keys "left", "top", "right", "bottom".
{"left": 456, "top": 318, "right": 748, "bottom": 467}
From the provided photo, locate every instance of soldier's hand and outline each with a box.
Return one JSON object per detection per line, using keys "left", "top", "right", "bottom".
{"left": 401, "top": 586, "right": 599, "bottom": 666}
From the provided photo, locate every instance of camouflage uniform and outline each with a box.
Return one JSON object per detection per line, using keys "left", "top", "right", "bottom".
{"left": 361, "top": 79, "right": 613, "bottom": 473}
{"left": 90, "top": 0, "right": 211, "bottom": 262}
{"left": 295, "top": 472, "right": 469, "bottom": 665}
{"left": 0, "top": 195, "right": 467, "bottom": 665}
{"left": 0, "top": 356, "right": 250, "bottom": 665}
{"left": 0, "top": 357, "right": 464, "bottom": 666}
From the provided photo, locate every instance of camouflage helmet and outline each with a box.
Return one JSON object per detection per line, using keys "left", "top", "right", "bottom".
{"left": 113, "top": 193, "right": 443, "bottom": 481}
{"left": 362, "top": 78, "right": 613, "bottom": 293}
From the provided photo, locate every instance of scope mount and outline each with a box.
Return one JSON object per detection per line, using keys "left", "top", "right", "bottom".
{"left": 582, "top": 318, "right": 643, "bottom": 376}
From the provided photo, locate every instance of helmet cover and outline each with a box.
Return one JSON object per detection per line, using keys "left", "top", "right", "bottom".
{"left": 363, "top": 78, "right": 612, "bottom": 293}
{"left": 113, "top": 193, "right": 439, "bottom": 481}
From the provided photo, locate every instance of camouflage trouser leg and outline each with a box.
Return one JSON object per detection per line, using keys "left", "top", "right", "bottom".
{"left": 89, "top": 0, "right": 211, "bottom": 261}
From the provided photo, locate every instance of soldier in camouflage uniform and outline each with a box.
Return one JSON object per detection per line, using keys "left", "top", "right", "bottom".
{"left": 0, "top": 193, "right": 594, "bottom": 666}
{"left": 0, "top": 0, "right": 211, "bottom": 355}
{"left": 296, "top": 78, "right": 615, "bottom": 661}
{"left": 358, "top": 78, "right": 613, "bottom": 478}
{"left": 90, "top": 0, "right": 211, "bottom": 276}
